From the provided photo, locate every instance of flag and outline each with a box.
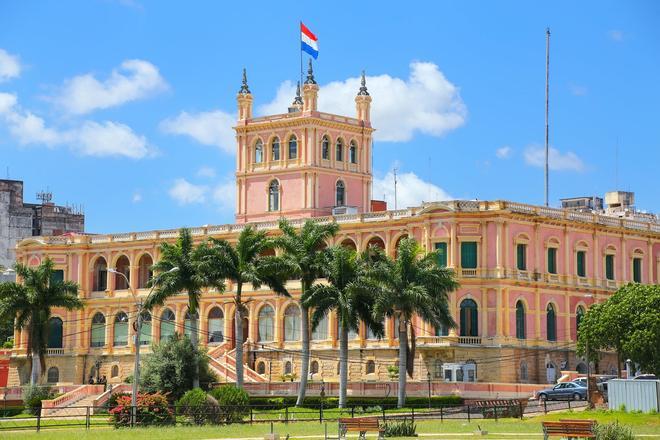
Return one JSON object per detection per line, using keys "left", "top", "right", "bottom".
{"left": 300, "top": 22, "right": 318, "bottom": 59}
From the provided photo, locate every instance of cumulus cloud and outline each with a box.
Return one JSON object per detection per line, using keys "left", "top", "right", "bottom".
{"left": 169, "top": 178, "right": 208, "bottom": 205}
{"left": 168, "top": 175, "right": 235, "bottom": 210}
{"left": 0, "top": 49, "right": 21, "bottom": 82}
{"left": 524, "top": 145, "right": 584, "bottom": 172}
{"left": 496, "top": 146, "right": 512, "bottom": 159}
{"left": 372, "top": 169, "right": 451, "bottom": 209}
{"left": 259, "top": 61, "right": 466, "bottom": 142}
{"left": 212, "top": 179, "right": 236, "bottom": 212}
{"left": 132, "top": 191, "right": 143, "bottom": 203}
{"left": 196, "top": 166, "right": 216, "bottom": 178}
{"left": 52, "top": 59, "right": 168, "bottom": 114}
{"left": 160, "top": 110, "right": 236, "bottom": 154}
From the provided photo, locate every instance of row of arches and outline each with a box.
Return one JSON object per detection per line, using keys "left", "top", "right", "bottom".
{"left": 253, "top": 135, "right": 298, "bottom": 163}
{"left": 514, "top": 301, "right": 586, "bottom": 341}
{"left": 91, "top": 254, "right": 153, "bottom": 292}
{"left": 251, "top": 135, "right": 360, "bottom": 165}
{"left": 267, "top": 179, "right": 347, "bottom": 212}
{"left": 255, "top": 358, "right": 377, "bottom": 377}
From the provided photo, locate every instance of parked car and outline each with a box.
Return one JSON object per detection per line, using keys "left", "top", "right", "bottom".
{"left": 632, "top": 374, "right": 658, "bottom": 380}
{"left": 537, "top": 382, "right": 587, "bottom": 401}
{"left": 572, "top": 377, "right": 587, "bottom": 387}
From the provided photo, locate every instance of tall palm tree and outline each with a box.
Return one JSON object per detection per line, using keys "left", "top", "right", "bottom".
{"left": 370, "top": 238, "right": 459, "bottom": 408}
{"left": 145, "top": 228, "right": 213, "bottom": 389}
{"left": 274, "top": 219, "right": 339, "bottom": 406}
{"left": 195, "top": 226, "right": 289, "bottom": 388}
{"left": 0, "top": 258, "right": 83, "bottom": 384}
{"left": 304, "top": 246, "right": 383, "bottom": 408}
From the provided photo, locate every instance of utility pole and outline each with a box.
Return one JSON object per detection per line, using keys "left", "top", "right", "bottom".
{"left": 544, "top": 27, "right": 551, "bottom": 207}
{"left": 393, "top": 168, "right": 398, "bottom": 210}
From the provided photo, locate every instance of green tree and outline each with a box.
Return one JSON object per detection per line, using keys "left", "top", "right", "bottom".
{"left": 145, "top": 228, "right": 216, "bottom": 388}
{"left": 0, "top": 259, "right": 83, "bottom": 384}
{"left": 577, "top": 283, "right": 660, "bottom": 376}
{"left": 304, "top": 246, "right": 383, "bottom": 408}
{"left": 195, "top": 226, "right": 289, "bottom": 388}
{"left": 274, "top": 219, "right": 339, "bottom": 406}
{"left": 140, "top": 333, "right": 216, "bottom": 401}
{"left": 370, "top": 238, "right": 458, "bottom": 408}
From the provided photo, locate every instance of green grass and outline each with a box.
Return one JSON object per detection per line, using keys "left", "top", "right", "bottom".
{"left": 0, "top": 410, "right": 658, "bottom": 439}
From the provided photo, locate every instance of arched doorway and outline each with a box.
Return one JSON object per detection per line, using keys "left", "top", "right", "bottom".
{"left": 230, "top": 315, "right": 249, "bottom": 349}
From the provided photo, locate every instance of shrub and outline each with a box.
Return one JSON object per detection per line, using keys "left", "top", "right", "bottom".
{"left": 594, "top": 422, "right": 635, "bottom": 440}
{"left": 105, "top": 392, "right": 130, "bottom": 409}
{"left": 109, "top": 392, "right": 174, "bottom": 427}
{"left": 248, "top": 395, "right": 463, "bottom": 410}
{"left": 176, "top": 388, "right": 216, "bottom": 425}
{"left": 0, "top": 407, "right": 23, "bottom": 417}
{"left": 22, "top": 385, "right": 54, "bottom": 415}
{"left": 2, "top": 340, "right": 13, "bottom": 348}
{"left": 384, "top": 419, "right": 417, "bottom": 437}
{"left": 209, "top": 385, "right": 250, "bottom": 423}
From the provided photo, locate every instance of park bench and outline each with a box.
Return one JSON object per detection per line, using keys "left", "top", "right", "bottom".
{"left": 338, "top": 417, "right": 384, "bottom": 440}
{"left": 541, "top": 419, "right": 597, "bottom": 439}
{"left": 472, "top": 399, "right": 525, "bottom": 418}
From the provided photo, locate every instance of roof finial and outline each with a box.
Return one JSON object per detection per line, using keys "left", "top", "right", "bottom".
{"left": 293, "top": 81, "right": 303, "bottom": 105}
{"left": 239, "top": 68, "right": 250, "bottom": 94}
{"left": 305, "top": 59, "right": 316, "bottom": 85}
{"left": 357, "top": 70, "right": 369, "bottom": 96}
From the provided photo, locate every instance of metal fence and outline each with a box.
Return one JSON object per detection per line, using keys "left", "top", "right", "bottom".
{"left": 0, "top": 399, "right": 586, "bottom": 432}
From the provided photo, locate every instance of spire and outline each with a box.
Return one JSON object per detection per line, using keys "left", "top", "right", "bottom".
{"left": 304, "top": 59, "right": 316, "bottom": 84}
{"left": 239, "top": 68, "right": 250, "bottom": 95}
{"left": 357, "top": 70, "right": 369, "bottom": 96}
{"left": 293, "top": 81, "right": 303, "bottom": 105}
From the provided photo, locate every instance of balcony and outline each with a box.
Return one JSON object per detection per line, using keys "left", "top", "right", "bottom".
{"left": 515, "top": 270, "right": 531, "bottom": 281}
{"left": 461, "top": 268, "right": 478, "bottom": 278}
{"left": 544, "top": 273, "right": 561, "bottom": 284}
{"left": 576, "top": 276, "right": 590, "bottom": 287}
{"left": 45, "top": 348, "right": 65, "bottom": 356}
{"left": 457, "top": 336, "right": 482, "bottom": 345}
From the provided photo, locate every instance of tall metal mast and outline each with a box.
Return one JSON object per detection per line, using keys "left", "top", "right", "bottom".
{"left": 544, "top": 28, "right": 551, "bottom": 207}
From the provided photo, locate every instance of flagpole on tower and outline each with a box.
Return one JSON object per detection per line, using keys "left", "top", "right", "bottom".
{"left": 299, "top": 21, "right": 304, "bottom": 89}
{"left": 544, "top": 27, "right": 551, "bottom": 207}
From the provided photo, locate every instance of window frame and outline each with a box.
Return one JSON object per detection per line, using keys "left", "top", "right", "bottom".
{"left": 288, "top": 135, "right": 298, "bottom": 159}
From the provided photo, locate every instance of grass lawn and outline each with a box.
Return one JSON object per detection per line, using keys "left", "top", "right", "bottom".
{"left": 0, "top": 410, "right": 658, "bottom": 439}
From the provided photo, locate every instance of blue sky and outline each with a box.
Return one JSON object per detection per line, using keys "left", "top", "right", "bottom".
{"left": 1, "top": 1, "right": 658, "bottom": 233}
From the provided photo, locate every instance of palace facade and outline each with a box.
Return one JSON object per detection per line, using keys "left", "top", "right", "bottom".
{"left": 8, "top": 64, "right": 660, "bottom": 387}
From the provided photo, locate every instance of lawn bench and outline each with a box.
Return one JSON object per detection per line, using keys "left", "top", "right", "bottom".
{"left": 338, "top": 417, "right": 384, "bottom": 440}
{"left": 541, "top": 420, "right": 597, "bottom": 439}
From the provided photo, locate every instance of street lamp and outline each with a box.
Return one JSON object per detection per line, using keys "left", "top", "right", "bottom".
{"left": 108, "top": 266, "right": 178, "bottom": 424}
{"left": 426, "top": 372, "right": 432, "bottom": 409}
{"left": 583, "top": 294, "right": 594, "bottom": 407}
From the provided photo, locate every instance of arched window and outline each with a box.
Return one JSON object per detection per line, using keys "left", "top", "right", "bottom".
{"left": 284, "top": 361, "right": 292, "bottom": 375}
{"left": 114, "top": 255, "right": 130, "bottom": 290}
{"left": 137, "top": 254, "right": 153, "bottom": 289}
{"left": 139, "top": 311, "right": 152, "bottom": 345}
{"left": 160, "top": 309, "right": 176, "bottom": 342}
{"left": 271, "top": 137, "right": 281, "bottom": 161}
{"left": 288, "top": 135, "right": 298, "bottom": 159}
{"left": 92, "top": 257, "right": 107, "bottom": 291}
{"left": 546, "top": 304, "right": 557, "bottom": 341}
{"left": 366, "top": 360, "right": 376, "bottom": 374}
{"left": 516, "top": 301, "right": 526, "bottom": 339}
{"left": 255, "top": 140, "right": 264, "bottom": 163}
{"left": 322, "top": 136, "right": 330, "bottom": 160}
{"left": 520, "top": 361, "right": 528, "bottom": 382}
{"left": 47, "top": 317, "right": 63, "bottom": 348}
{"left": 184, "top": 310, "right": 199, "bottom": 340}
{"left": 335, "top": 139, "right": 344, "bottom": 161}
{"left": 349, "top": 141, "right": 357, "bottom": 164}
{"left": 257, "top": 361, "right": 266, "bottom": 375}
{"left": 366, "top": 236, "right": 385, "bottom": 251}
{"left": 435, "top": 324, "right": 449, "bottom": 337}
{"left": 340, "top": 238, "right": 357, "bottom": 250}
{"left": 208, "top": 307, "right": 224, "bottom": 344}
{"left": 459, "top": 299, "right": 478, "bottom": 337}
{"left": 90, "top": 313, "right": 106, "bottom": 347}
{"left": 113, "top": 312, "right": 129, "bottom": 346}
{"left": 268, "top": 180, "right": 280, "bottom": 212}
{"left": 311, "top": 360, "right": 319, "bottom": 374}
{"left": 284, "top": 305, "right": 301, "bottom": 341}
{"left": 336, "top": 180, "right": 345, "bottom": 206}
{"left": 366, "top": 321, "right": 381, "bottom": 340}
{"left": 258, "top": 305, "right": 275, "bottom": 342}
{"left": 111, "top": 365, "right": 119, "bottom": 378}
{"left": 312, "top": 312, "right": 328, "bottom": 340}
{"left": 576, "top": 306, "right": 585, "bottom": 338}
{"left": 47, "top": 367, "right": 59, "bottom": 383}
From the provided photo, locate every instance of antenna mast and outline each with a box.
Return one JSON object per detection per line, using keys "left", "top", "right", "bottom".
{"left": 544, "top": 27, "right": 551, "bottom": 207}
{"left": 393, "top": 168, "right": 398, "bottom": 210}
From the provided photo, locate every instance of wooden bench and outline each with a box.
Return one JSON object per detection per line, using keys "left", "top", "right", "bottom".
{"left": 541, "top": 420, "right": 597, "bottom": 439}
{"left": 338, "top": 417, "right": 384, "bottom": 440}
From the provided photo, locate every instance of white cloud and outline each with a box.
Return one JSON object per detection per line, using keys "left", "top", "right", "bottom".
{"left": 160, "top": 110, "right": 236, "bottom": 154}
{"left": 496, "top": 146, "right": 512, "bottom": 159}
{"left": 212, "top": 179, "right": 236, "bottom": 211}
{"left": 0, "top": 49, "right": 21, "bottom": 82}
{"left": 53, "top": 59, "right": 168, "bottom": 114}
{"left": 609, "top": 30, "right": 624, "bottom": 42}
{"left": 196, "top": 166, "right": 216, "bottom": 178}
{"left": 169, "top": 178, "right": 207, "bottom": 205}
{"left": 372, "top": 169, "right": 451, "bottom": 209}
{"left": 259, "top": 61, "right": 466, "bottom": 142}
{"left": 524, "top": 145, "right": 584, "bottom": 172}
{"left": 132, "top": 192, "right": 143, "bottom": 203}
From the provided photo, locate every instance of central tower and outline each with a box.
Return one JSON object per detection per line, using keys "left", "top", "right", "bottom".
{"left": 234, "top": 62, "right": 374, "bottom": 223}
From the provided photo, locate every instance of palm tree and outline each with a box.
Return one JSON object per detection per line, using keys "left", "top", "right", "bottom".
{"left": 144, "top": 228, "right": 213, "bottom": 389}
{"left": 0, "top": 258, "right": 83, "bottom": 384}
{"left": 370, "top": 238, "right": 459, "bottom": 408}
{"left": 304, "top": 246, "right": 383, "bottom": 408}
{"left": 195, "top": 226, "right": 289, "bottom": 388}
{"left": 274, "top": 219, "right": 339, "bottom": 406}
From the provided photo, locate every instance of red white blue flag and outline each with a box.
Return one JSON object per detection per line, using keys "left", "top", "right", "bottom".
{"left": 301, "top": 22, "right": 318, "bottom": 59}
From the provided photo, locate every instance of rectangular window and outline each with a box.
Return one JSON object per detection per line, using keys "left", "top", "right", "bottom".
{"left": 633, "top": 258, "right": 642, "bottom": 283}
{"left": 547, "top": 248, "right": 557, "bottom": 274}
{"left": 576, "top": 251, "right": 586, "bottom": 277}
{"left": 50, "top": 270, "right": 64, "bottom": 285}
{"left": 605, "top": 254, "right": 615, "bottom": 280}
{"left": 516, "top": 244, "right": 527, "bottom": 271}
{"left": 435, "top": 242, "right": 448, "bottom": 267}
{"left": 460, "top": 242, "right": 478, "bottom": 269}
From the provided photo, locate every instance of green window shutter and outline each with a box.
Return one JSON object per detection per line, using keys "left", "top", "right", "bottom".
{"left": 605, "top": 255, "right": 614, "bottom": 280}
{"left": 516, "top": 303, "right": 526, "bottom": 339}
{"left": 91, "top": 324, "right": 105, "bottom": 347}
{"left": 461, "top": 242, "right": 478, "bottom": 269}
{"left": 435, "top": 242, "right": 448, "bottom": 267}
{"left": 113, "top": 322, "right": 128, "bottom": 346}
{"left": 160, "top": 321, "right": 175, "bottom": 342}
{"left": 50, "top": 270, "right": 64, "bottom": 285}
{"left": 517, "top": 244, "right": 526, "bottom": 270}
{"left": 47, "top": 318, "right": 63, "bottom": 348}
{"left": 547, "top": 248, "right": 557, "bottom": 274}
{"left": 577, "top": 251, "right": 585, "bottom": 277}
{"left": 633, "top": 258, "right": 642, "bottom": 283}
{"left": 547, "top": 306, "right": 556, "bottom": 341}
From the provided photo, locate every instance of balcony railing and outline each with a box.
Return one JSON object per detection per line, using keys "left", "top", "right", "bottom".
{"left": 457, "top": 336, "right": 482, "bottom": 345}
{"left": 461, "top": 268, "right": 478, "bottom": 278}
{"left": 46, "top": 348, "right": 65, "bottom": 356}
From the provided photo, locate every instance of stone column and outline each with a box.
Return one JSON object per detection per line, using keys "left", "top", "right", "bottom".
{"left": 481, "top": 288, "right": 488, "bottom": 337}
{"left": 495, "top": 287, "right": 503, "bottom": 337}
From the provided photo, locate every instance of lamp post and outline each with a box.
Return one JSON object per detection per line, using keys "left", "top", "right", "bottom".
{"left": 426, "top": 372, "right": 432, "bottom": 410}
{"left": 108, "top": 266, "right": 178, "bottom": 424}
{"left": 583, "top": 294, "right": 594, "bottom": 408}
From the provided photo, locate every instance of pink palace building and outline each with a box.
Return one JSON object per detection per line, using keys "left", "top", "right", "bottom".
{"left": 8, "top": 63, "right": 660, "bottom": 388}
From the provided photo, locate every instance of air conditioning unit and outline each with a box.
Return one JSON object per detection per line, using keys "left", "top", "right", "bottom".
{"left": 332, "top": 206, "right": 358, "bottom": 216}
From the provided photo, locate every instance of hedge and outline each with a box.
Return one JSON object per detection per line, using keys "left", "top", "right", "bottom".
{"left": 247, "top": 395, "right": 463, "bottom": 409}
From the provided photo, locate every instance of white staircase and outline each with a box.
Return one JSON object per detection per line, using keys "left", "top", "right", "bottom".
{"left": 207, "top": 343, "right": 268, "bottom": 383}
